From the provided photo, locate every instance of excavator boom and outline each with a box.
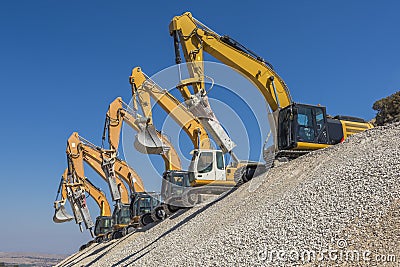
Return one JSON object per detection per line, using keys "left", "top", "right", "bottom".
{"left": 69, "top": 132, "right": 146, "bottom": 195}
{"left": 106, "top": 97, "right": 181, "bottom": 171}
{"left": 169, "top": 12, "right": 292, "bottom": 112}
{"left": 129, "top": 67, "right": 211, "bottom": 150}
{"left": 67, "top": 132, "right": 130, "bottom": 204}
{"left": 55, "top": 168, "right": 112, "bottom": 218}
{"left": 53, "top": 166, "right": 95, "bottom": 236}
{"left": 54, "top": 168, "right": 113, "bottom": 238}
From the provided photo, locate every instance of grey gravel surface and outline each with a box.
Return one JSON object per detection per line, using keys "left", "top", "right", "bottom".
{"left": 58, "top": 123, "right": 400, "bottom": 267}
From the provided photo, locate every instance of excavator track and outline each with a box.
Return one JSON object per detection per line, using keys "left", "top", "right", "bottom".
{"left": 234, "top": 164, "right": 269, "bottom": 185}
{"left": 275, "top": 150, "right": 310, "bottom": 159}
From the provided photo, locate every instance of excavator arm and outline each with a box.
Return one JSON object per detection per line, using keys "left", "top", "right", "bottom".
{"left": 77, "top": 134, "right": 166, "bottom": 232}
{"left": 58, "top": 168, "right": 112, "bottom": 217}
{"left": 106, "top": 97, "right": 181, "bottom": 171}
{"left": 67, "top": 132, "right": 130, "bottom": 204}
{"left": 81, "top": 178, "right": 111, "bottom": 216}
{"left": 169, "top": 12, "right": 292, "bottom": 112}
{"left": 53, "top": 169, "right": 83, "bottom": 224}
{"left": 83, "top": 142, "right": 146, "bottom": 193}
{"left": 54, "top": 168, "right": 114, "bottom": 238}
{"left": 129, "top": 67, "right": 211, "bottom": 150}
{"left": 68, "top": 132, "right": 146, "bottom": 195}
{"left": 66, "top": 132, "right": 152, "bottom": 235}
{"left": 53, "top": 165, "right": 95, "bottom": 236}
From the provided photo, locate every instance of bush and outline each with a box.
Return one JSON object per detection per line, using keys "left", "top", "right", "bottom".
{"left": 372, "top": 91, "right": 400, "bottom": 126}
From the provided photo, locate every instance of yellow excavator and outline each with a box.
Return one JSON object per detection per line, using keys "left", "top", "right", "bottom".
{"left": 105, "top": 96, "right": 189, "bottom": 215}
{"left": 128, "top": 68, "right": 236, "bottom": 208}
{"left": 54, "top": 168, "right": 113, "bottom": 241}
{"left": 169, "top": 12, "right": 373, "bottom": 183}
{"left": 66, "top": 132, "right": 160, "bottom": 238}
{"left": 66, "top": 132, "right": 131, "bottom": 238}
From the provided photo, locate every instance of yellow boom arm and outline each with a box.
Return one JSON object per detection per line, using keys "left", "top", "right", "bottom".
{"left": 68, "top": 132, "right": 146, "bottom": 193}
{"left": 67, "top": 132, "right": 145, "bottom": 204}
{"left": 60, "top": 168, "right": 111, "bottom": 217}
{"left": 106, "top": 97, "right": 181, "bottom": 171}
{"left": 129, "top": 67, "right": 211, "bottom": 149}
{"left": 169, "top": 12, "right": 292, "bottom": 112}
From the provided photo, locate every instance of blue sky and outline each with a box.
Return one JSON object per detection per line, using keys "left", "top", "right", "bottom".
{"left": 0, "top": 1, "right": 399, "bottom": 254}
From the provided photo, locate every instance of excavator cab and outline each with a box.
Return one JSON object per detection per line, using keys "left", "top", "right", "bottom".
{"left": 112, "top": 204, "right": 132, "bottom": 226}
{"left": 161, "top": 170, "right": 191, "bottom": 205}
{"left": 278, "top": 103, "right": 344, "bottom": 153}
{"left": 187, "top": 149, "right": 226, "bottom": 185}
{"left": 161, "top": 167, "right": 232, "bottom": 207}
{"left": 131, "top": 192, "right": 161, "bottom": 217}
{"left": 130, "top": 192, "right": 161, "bottom": 226}
{"left": 94, "top": 216, "right": 113, "bottom": 236}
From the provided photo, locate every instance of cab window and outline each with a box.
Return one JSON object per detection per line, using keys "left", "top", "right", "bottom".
{"left": 197, "top": 152, "right": 213, "bottom": 173}
{"left": 297, "top": 106, "right": 315, "bottom": 142}
{"left": 216, "top": 151, "right": 224, "bottom": 170}
{"left": 173, "top": 176, "right": 183, "bottom": 186}
{"left": 315, "top": 108, "right": 325, "bottom": 134}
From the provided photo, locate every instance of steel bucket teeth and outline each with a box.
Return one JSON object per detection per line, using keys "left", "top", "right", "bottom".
{"left": 53, "top": 205, "right": 74, "bottom": 223}
{"left": 134, "top": 125, "right": 166, "bottom": 154}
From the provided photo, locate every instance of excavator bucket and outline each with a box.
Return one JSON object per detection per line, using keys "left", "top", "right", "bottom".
{"left": 53, "top": 203, "right": 74, "bottom": 223}
{"left": 134, "top": 124, "right": 167, "bottom": 155}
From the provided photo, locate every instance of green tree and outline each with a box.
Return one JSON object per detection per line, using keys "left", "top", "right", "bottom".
{"left": 372, "top": 91, "right": 400, "bottom": 126}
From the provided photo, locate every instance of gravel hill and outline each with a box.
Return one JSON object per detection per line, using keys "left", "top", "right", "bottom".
{"left": 57, "top": 123, "right": 400, "bottom": 267}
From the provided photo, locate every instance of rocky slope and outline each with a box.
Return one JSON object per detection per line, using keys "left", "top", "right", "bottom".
{"left": 57, "top": 123, "right": 400, "bottom": 267}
